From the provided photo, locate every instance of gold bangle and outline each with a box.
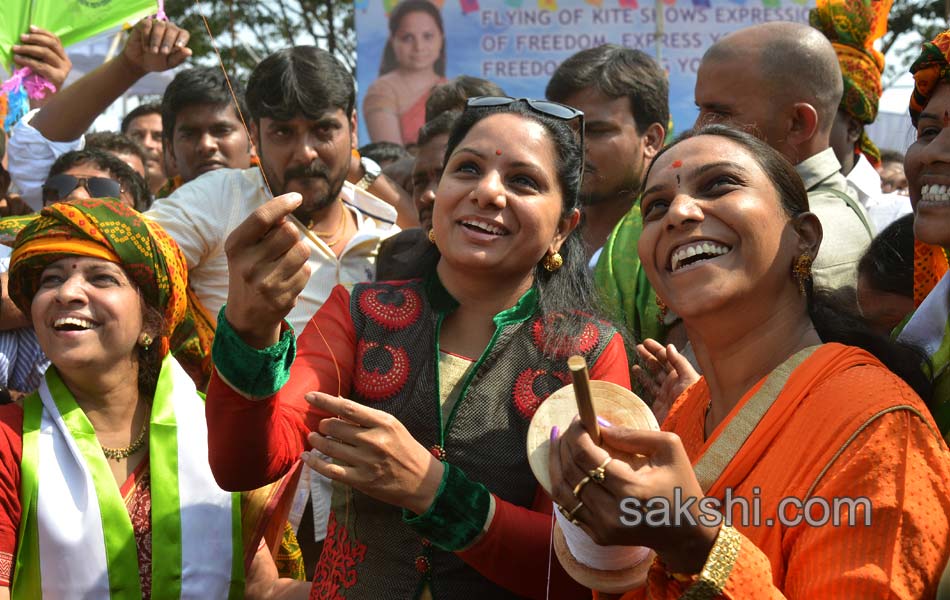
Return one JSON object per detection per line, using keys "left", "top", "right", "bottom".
{"left": 679, "top": 525, "right": 741, "bottom": 599}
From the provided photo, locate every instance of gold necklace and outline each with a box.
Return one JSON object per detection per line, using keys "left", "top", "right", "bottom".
{"left": 310, "top": 201, "right": 347, "bottom": 247}
{"left": 101, "top": 410, "right": 149, "bottom": 461}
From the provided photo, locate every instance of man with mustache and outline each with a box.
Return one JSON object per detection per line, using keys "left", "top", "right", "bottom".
{"left": 148, "top": 45, "right": 398, "bottom": 336}
{"left": 146, "top": 46, "right": 398, "bottom": 575}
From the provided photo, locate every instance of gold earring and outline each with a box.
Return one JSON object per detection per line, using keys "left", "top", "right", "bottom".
{"left": 655, "top": 294, "right": 668, "bottom": 321}
{"left": 427, "top": 229, "right": 436, "bottom": 243}
{"left": 542, "top": 252, "right": 563, "bottom": 272}
{"left": 792, "top": 254, "right": 813, "bottom": 295}
{"left": 138, "top": 333, "right": 153, "bottom": 350}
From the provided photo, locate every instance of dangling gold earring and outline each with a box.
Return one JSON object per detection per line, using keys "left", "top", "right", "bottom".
{"left": 655, "top": 294, "right": 668, "bottom": 322}
{"left": 427, "top": 229, "right": 436, "bottom": 243}
{"left": 138, "top": 333, "right": 153, "bottom": 350}
{"left": 792, "top": 254, "right": 814, "bottom": 295}
{"left": 542, "top": 251, "right": 563, "bottom": 272}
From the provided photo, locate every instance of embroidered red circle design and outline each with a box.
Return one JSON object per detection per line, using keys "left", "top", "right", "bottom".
{"left": 358, "top": 287, "right": 423, "bottom": 331}
{"left": 531, "top": 315, "right": 600, "bottom": 357}
{"left": 353, "top": 340, "right": 410, "bottom": 401}
{"left": 513, "top": 369, "right": 570, "bottom": 419}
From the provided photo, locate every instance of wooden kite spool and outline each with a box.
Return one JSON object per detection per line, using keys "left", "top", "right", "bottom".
{"left": 526, "top": 356, "right": 660, "bottom": 593}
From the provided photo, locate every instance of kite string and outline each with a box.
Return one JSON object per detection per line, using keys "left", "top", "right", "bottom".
{"left": 193, "top": 5, "right": 342, "bottom": 398}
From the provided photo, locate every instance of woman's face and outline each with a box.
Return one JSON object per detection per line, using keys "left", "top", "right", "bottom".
{"left": 432, "top": 112, "right": 576, "bottom": 278}
{"left": 905, "top": 82, "right": 950, "bottom": 248}
{"left": 32, "top": 256, "right": 144, "bottom": 374}
{"left": 391, "top": 11, "right": 443, "bottom": 72}
{"left": 638, "top": 135, "right": 803, "bottom": 319}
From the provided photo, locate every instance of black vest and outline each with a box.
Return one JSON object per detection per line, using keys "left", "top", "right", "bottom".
{"left": 313, "top": 278, "right": 617, "bottom": 599}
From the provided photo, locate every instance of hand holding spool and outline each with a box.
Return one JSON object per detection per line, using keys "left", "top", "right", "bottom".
{"left": 527, "top": 356, "right": 659, "bottom": 593}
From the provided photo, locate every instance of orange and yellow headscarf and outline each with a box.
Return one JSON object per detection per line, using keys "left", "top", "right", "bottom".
{"left": 910, "top": 31, "right": 950, "bottom": 125}
{"left": 8, "top": 198, "right": 214, "bottom": 387}
{"left": 810, "top": 0, "right": 891, "bottom": 167}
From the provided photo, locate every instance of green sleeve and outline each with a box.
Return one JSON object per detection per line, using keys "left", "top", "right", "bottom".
{"left": 402, "top": 462, "right": 492, "bottom": 551}
{"left": 594, "top": 205, "right": 667, "bottom": 342}
{"left": 212, "top": 305, "right": 296, "bottom": 399}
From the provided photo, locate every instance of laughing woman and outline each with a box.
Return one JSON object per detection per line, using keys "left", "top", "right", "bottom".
{"left": 898, "top": 30, "right": 950, "bottom": 439}
{"left": 548, "top": 125, "right": 950, "bottom": 598}
{"left": 206, "top": 98, "right": 631, "bottom": 599}
{"left": 0, "top": 199, "right": 304, "bottom": 599}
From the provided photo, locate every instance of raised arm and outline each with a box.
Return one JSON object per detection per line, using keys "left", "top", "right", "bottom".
{"left": 29, "top": 19, "right": 191, "bottom": 142}
{"left": 10, "top": 27, "right": 72, "bottom": 110}
{"left": 205, "top": 193, "right": 315, "bottom": 489}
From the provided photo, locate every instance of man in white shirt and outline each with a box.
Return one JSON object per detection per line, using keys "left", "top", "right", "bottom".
{"left": 147, "top": 45, "right": 398, "bottom": 575}
{"left": 148, "top": 47, "right": 398, "bottom": 333}
{"left": 835, "top": 143, "right": 912, "bottom": 234}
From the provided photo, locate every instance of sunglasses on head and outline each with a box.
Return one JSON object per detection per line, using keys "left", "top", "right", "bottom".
{"left": 464, "top": 96, "right": 586, "bottom": 178}
{"left": 42, "top": 174, "right": 124, "bottom": 206}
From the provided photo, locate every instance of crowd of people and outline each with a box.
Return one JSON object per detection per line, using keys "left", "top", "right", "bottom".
{"left": 0, "top": 0, "right": 947, "bottom": 598}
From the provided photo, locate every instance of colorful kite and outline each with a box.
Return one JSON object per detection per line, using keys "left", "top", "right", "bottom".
{"left": 1, "top": 0, "right": 158, "bottom": 131}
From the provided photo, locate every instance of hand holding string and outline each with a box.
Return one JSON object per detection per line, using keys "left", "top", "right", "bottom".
{"left": 223, "top": 193, "right": 312, "bottom": 349}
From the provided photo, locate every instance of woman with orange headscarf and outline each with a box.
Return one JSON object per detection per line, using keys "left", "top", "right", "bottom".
{"left": 0, "top": 199, "right": 305, "bottom": 599}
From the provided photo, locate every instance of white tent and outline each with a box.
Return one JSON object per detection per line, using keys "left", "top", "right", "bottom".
{"left": 866, "top": 71, "right": 917, "bottom": 155}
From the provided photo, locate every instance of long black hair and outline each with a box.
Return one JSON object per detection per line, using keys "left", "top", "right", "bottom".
{"left": 379, "top": 0, "right": 446, "bottom": 77}
{"left": 857, "top": 214, "right": 915, "bottom": 298}
{"left": 432, "top": 100, "right": 617, "bottom": 355}
{"left": 643, "top": 124, "right": 933, "bottom": 400}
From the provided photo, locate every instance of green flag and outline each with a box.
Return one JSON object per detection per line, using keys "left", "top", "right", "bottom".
{"left": 2, "top": 0, "right": 158, "bottom": 72}
{"left": 0, "top": 0, "right": 32, "bottom": 72}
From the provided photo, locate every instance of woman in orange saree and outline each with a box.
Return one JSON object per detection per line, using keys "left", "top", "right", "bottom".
{"left": 548, "top": 125, "right": 950, "bottom": 598}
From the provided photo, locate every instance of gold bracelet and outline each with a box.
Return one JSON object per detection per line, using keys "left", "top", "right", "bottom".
{"left": 679, "top": 525, "right": 742, "bottom": 599}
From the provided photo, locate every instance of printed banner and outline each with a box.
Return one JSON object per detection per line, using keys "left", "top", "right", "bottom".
{"left": 355, "top": 0, "right": 814, "bottom": 145}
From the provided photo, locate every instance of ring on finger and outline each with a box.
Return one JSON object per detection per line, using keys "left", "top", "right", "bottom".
{"left": 589, "top": 456, "right": 613, "bottom": 484}
{"left": 572, "top": 475, "right": 591, "bottom": 498}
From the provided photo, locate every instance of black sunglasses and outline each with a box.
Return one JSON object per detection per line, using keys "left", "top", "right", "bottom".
{"left": 465, "top": 96, "right": 586, "bottom": 178}
{"left": 42, "top": 174, "right": 124, "bottom": 206}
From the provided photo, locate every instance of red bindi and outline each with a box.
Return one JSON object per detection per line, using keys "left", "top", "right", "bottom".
{"left": 671, "top": 160, "right": 683, "bottom": 168}
{"left": 495, "top": 149, "right": 502, "bottom": 156}
{"left": 943, "top": 110, "right": 950, "bottom": 126}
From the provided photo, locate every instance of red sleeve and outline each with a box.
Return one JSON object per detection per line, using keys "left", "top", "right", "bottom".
{"left": 0, "top": 404, "right": 23, "bottom": 587}
{"left": 206, "top": 285, "right": 357, "bottom": 491}
{"left": 589, "top": 333, "right": 631, "bottom": 389}
{"left": 452, "top": 335, "right": 629, "bottom": 600}
{"left": 456, "top": 487, "right": 590, "bottom": 600}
